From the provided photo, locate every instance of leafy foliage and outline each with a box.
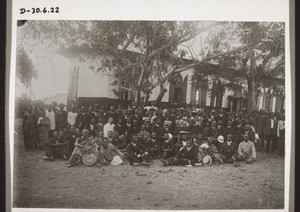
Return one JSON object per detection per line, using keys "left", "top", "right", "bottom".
{"left": 16, "top": 46, "right": 37, "bottom": 88}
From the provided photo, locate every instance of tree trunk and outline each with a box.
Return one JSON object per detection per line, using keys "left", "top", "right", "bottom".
{"left": 153, "top": 84, "right": 167, "bottom": 107}
{"left": 247, "top": 78, "right": 256, "bottom": 112}
{"left": 136, "top": 89, "right": 142, "bottom": 107}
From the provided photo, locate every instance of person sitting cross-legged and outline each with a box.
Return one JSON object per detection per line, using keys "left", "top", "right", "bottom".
{"left": 198, "top": 136, "right": 224, "bottom": 164}
{"left": 237, "top": 133, "right": 257, "bottom": 163}
{"left": 125, "top": 135, "right": 149, "bottom": 166}
{"left": 147, "top": 132, "right": 161, "bottom": 159}
{"left": 98, "top": 137, "right": 124, "bottom": 165}
{"left": 43, "top": 131, "right": 69, "bottom": 161}
{"left": 219, "top": 134, "right": 238, "bottom": 163}
{"left": 161, "top": 133, "right": 175, "bottom": 160}
{"left": 67, "top": 129, "right": 99, "bottom": 167}
{"left": 163, "top": 139, "right": 198, "bottom": 166}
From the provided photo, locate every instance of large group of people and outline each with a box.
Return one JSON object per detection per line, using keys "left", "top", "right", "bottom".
{"left": 22, "top": 101, "right": 285, "bottom": 167}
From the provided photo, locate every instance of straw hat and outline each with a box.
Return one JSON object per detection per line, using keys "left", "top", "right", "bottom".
{"left": 217, "top": 135, "right": 224, "bottom": 143}
{"left": 202, "top": 155, "right": 212, "bottom": 165}
{"left": 82, "top": 152, "right": 98, "bottom": 166}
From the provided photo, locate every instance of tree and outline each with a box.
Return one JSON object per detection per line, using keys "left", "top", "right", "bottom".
{"left": 16, "top": 45, "right": 38, "bottom": 89}
{"left": 193, "top": 22, "right": 285, "bottom": 111}
{"left": 19, "top": 20, "right": 230, "bottom": 106}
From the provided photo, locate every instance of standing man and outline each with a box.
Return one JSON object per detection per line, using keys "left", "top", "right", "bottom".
{"left": 67, "top": 105, "right": 78, "bottom": 127}
{"left": 103, "top": 117, "right": 115, "bottom": 137}
{"left": 264, "top": 113, "right": 278, "bottom": 153}
{"left": 23, "top": 105, "right": 37, "bottom": 150}
{"left": 45, "top": 104, "right": 56, "bottom": 138}
{"left": 76, "top": 106, "right": 91, "bottom": 131}
{"left": 254, "top": 109, "right": 268, "bottom": 151}
{"left": 56, "top": 103, "right": 68, "bottom": 131}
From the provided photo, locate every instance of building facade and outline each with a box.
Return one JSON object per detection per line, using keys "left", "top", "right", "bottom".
{"left": 66, "top": 52, "right": 284, "bottom": 112}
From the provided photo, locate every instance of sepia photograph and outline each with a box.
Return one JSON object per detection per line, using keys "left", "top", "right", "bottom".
{"left": 11, "top": 19, "right": 287, "bottom": 210}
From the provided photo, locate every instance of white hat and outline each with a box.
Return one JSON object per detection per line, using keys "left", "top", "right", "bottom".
{"left": 202, "top": 155, "right": 212, "bottom": 165}
{"left": 217, "top": 135, "right": 224, "bottom": 143}
{"left": 111, "top": 155, "right": 123, "bottom": 165}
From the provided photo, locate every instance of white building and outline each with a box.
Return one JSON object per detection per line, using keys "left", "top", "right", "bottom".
{"left": 63, "top": 49, "right": 284, "bottom": 112}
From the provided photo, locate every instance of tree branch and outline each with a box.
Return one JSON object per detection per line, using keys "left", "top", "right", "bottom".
{"left": 149, "top": 22, "right": 221, "bottom": 59}
{"left": 121, "top": 33, "right": 135, "bottom": 53}
{"left": 150, "top": 45, "right": 248, "bottom": 89}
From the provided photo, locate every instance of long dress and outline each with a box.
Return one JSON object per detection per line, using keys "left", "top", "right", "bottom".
{"left": 23, "top": 112, "right": 37, "bottom": 149}
{"left": 37, "top": 116, "right": 50, "bottom": 148}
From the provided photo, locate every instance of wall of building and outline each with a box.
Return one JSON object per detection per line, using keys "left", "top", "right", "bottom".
{"left": 69, "top": 54, "right": 118, "bottom": 99}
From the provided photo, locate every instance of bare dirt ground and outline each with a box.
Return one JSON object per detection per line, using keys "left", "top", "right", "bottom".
{"left": 13, "top": 119, "right": 284, "bottom": 210}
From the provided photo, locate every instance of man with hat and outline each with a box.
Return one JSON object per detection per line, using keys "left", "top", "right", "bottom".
{"left": 237, "top": 133, "right": 256, "bottom": 163}
{"left": 220, "top": 134, "right": 238, "bottom": 163}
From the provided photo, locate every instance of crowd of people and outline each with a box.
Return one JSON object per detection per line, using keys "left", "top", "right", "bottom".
{"left": 22, "top": 101, "right": 285, "bottom": 167}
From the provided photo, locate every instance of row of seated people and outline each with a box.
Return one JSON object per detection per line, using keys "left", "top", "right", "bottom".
{"left": 43, "top": 128, "right": 256, "bottom": 167}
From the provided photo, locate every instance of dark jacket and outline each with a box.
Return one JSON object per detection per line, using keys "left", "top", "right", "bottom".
{"left": 175, "top": 146, "right": 198, "bottom": 164}
{"left": 220, "top": 141, "right": 238, "bottom": 157}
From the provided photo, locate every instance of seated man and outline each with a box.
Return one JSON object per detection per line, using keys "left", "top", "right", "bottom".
{"left": 161, "top": 133, "right": 175, "bottom": 160}
{"left": 43, "top": 131, "right": 69, "bottom": 161}
{"left": 98, "top": 137, "right": 124, "bottom": 165}
{"left": 220, "top": 134, "right": 238, "bottom": 163}
{"left": 237, "top": 133, "right": 256, "bottom": 163}
{"left": 193, "top": 133, "right": 205, "bottom": 147}
{"left": 68, "top": 129, "right": 99, "bottom": 167}
{"left": 175, "top": 134, "right": 188, "bottom": 153}
{"left": 198, "top": 136, "right": 223, "bottom": 164}
{"left": 147, "top": 132, "right": 161, "bottom": 159}
{"left": 125, "top": 135, "right": 149, "bottom": 166}
{"left": 163, "top": 140, "right": 198, "bottom": 166}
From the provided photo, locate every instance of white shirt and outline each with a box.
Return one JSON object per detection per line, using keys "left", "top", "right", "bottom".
{"left": 270, "top": 119, "right": 274, "bottom": 129}
{"left": 45, "top": 110, "right": 55, "bottom": 130}
{"left": 103, "top": 122, "right": 115, "bottom": 137}
{"left": 68, "top": 111, "right": 78, "bottom": 126}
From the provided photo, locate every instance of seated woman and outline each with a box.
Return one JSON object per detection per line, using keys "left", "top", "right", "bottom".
{"left": 67, "top": 129, "right": 99, "bottom": 167}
